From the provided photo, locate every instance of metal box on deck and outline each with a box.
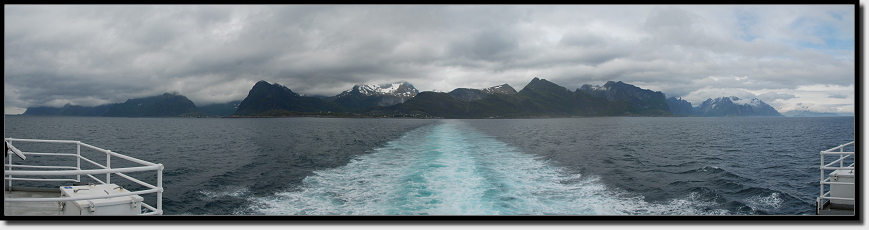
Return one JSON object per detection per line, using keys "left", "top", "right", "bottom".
{"left": 60, "top": 184, "right": 143, "bottom": 215}
{"left": 829, "top": 169, "right": 855, "bottom": 206}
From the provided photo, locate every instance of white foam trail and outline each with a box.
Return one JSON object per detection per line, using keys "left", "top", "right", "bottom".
{"left": 199, "top": 185, "right": 250, "bottom": 202}
{"left": 248, "top": 120, "right": 730, "bottom": 215}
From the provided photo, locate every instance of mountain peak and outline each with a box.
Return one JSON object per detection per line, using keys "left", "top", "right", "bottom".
{"left": 523, "top": 78, "right": 562, "bottom": 90}
{"left": 249, "top": 81, "right": 299, "bottom": 97}
{"left": 327, "top": 82, "right": 420, "bottom": 111}
{"left": 235, "top": 81, "right": 345, "bottom": 115}
{"left": 693, "top": 96, "right": 782, "bottom": 117}
{"left": 447, "top": 84, "right": 517, "bottom": 101}
{"left": 253, "top": 80, "right": 272, "bottom": 87}
{"left": 349, "top": 82, "right": 419, "bottom": 98}
{"left": 480, "top": 84, "right": 517, "bottom": 95}
{"left": 730, "top": 97, "right": 766, "bottom": 108}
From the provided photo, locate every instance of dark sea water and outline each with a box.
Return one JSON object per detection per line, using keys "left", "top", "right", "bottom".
{"left": 3, "top": 116, "right": 855, "bottom": 215}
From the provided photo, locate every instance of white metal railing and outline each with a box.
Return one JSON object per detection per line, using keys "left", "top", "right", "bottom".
{"left": 4, "top": 138, "right": 163, "bottom": 215}
{"left": 817, "top": 141, "right": 855, "bottom": 213}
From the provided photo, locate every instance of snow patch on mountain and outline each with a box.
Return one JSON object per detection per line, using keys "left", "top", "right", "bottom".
{"left": 694, "top": 96, "right": 782, "bottom": 117}
{"left": 479, "top": 84, "right": 517, "bottom": 95}
{"left": 348, "top": 82, "right": 419, "bottom": 98}
{"left": 580, "top": 84, "right": 604, "bottom": 92}
{"left": 728, "top": 96, "right": 765, "bottom": 108}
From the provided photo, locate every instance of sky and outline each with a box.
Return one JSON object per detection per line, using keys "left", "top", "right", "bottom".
{"left": 3, "top": 5, "right": 856, "bottom": 115}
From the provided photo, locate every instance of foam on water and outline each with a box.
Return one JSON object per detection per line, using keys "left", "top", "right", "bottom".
{"left": 247, "top": 120, "right": 731, "bottom": 215}
{"left": 198, "top": 185, "right": 251, "bottom": 202}
{"left": 745, "top": 192, "right": 784, "bottom": 212}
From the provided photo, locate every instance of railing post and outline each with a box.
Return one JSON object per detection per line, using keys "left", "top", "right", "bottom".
{"left": 76, "top": 142, "right": 82, "bottom": 183}
{"left": 157, "top": 164, "right": 163, "bottom": 215}
{"left": 6, "top": 140, "right": 11, "bottom": 191}
{"left": 106, "top": 150, "right": 111, "bottom": 184}
{"left": 819, "top": 152, "right": 824, "bottom": 204}
{"left": 839, "top": 147, "right": 844, "bottom": 168}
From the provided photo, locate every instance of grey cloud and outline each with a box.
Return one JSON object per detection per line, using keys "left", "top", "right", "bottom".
{"left": 757, "top": 92, "right": 798, "bottom": 102}
{"left": 827, "top": 93, "right": 848, "bottom": 99}
{"left": 559, "top": 33, "right": 606, "bottom": 48}
{"left": 447, "top": 28, "right": 521, "bottom": 63}
{"left": 3, "top": 5, "right": 855, "bottom": 114}
{"left": 644, "top": 6, "right": 698, "bottom": 34}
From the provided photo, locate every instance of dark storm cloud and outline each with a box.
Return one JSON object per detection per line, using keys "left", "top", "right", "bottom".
{"left": 449, "top": 28, "right": 520, "bottom": 62}
{"left": 4, "top": 5, "right": 855, "bottom": 114}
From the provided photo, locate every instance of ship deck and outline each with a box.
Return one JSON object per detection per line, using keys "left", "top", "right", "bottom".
{"left": 816, "top": 200, "right": 855, "bottom": 215}
{"left": 4, "top": 187, "right": 63, "bottom": 216}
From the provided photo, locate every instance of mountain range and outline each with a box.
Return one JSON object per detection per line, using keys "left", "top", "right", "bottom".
{"left": 666, "top": 96, "right": 783, "bottom": 117}
{"left": 364, "top": 78, "right": 653, "bottom": 118}
{"left": 22, "top": 93, "right": 206, "bottom": 117}
{"left": 22, "top": 78, "right": 791, "bottom": 118}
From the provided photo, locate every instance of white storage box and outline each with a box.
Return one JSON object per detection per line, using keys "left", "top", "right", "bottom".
{"left": 829, "top": 169, "right": 855, "bottom": 206}
{"left": 60, "top": 184, "right": 144, "bottom": 215}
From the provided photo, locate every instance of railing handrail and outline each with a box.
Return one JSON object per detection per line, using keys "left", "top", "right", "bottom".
{"left": 78, "top": 142, "right": 158, "bottom": 166}
{"left": 5, "top": 138, "right": 158, "bottom": 166}
{"left": 820, "top": 141, "right": 855, "bottom": 153}
{"left": 5, "top": 165, "right": 162, "bottom": 176}
{"left": 5, "top": 138, "right": 80, "bottom": 144}
{"left": 4, "top": 138, "right": 163, "bottom": 215}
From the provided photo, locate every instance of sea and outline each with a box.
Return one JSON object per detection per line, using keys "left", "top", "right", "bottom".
{"left": 2, "top": 115, "right": 855, "bottom": 216}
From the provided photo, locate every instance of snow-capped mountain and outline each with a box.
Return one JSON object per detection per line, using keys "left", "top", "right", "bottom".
{"left": 694, "top": 96, "right": 782, "bottom": 117}
{"left": 738, "top": 97, "right": 765, "bottom": 108}
{"left": 351, "top": 82, "right": 419, "bottom": 99}
{"left": 480, "top": 84, "right": 517, "bottom": 95}
{"left": 327, "top": 82, "right": 420, "bottom": 111}
{"left": 448, "top": 84, "right": 517, "bottom": 101}
{"left": 579, "top": 84, "right": 605, "bottom": 92}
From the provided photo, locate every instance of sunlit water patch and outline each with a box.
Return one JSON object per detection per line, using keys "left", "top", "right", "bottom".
{"left": 245, "top": 120, "right": 731, "bottom": 215}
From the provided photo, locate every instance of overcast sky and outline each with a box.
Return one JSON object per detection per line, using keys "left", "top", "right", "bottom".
{"left": 4, "top": 5, "right": 856, "bottom": 114}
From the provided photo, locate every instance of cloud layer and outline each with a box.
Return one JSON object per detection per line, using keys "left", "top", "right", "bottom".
{"left": 4, "top": 5, "right": 855, "bottom": 114}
